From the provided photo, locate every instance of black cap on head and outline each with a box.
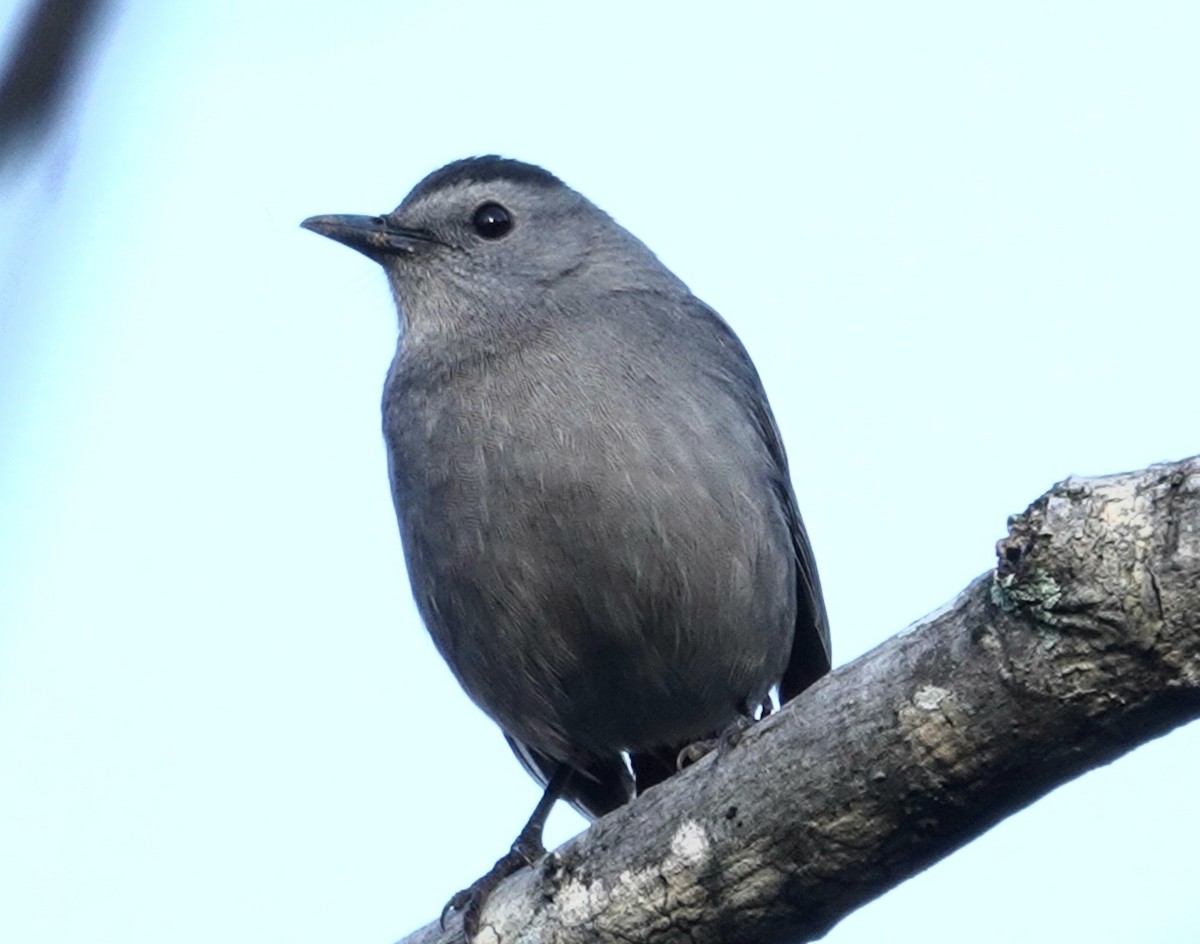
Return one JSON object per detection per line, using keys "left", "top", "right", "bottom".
{"left": 402, "top": 155, "right": 564, "bottom": 208}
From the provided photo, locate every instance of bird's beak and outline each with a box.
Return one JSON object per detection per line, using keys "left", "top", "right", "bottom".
{"left": 300, "top": 214, "right": 436, "bottom": 259}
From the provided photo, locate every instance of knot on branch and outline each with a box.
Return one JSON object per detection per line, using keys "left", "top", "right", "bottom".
{"left": 992, "top": 456, "right": 1200, "bottom": 691}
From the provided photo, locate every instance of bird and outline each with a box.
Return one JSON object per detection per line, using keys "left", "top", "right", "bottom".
{"left": 301, "top": 156, "right": 830, "bottom": 933}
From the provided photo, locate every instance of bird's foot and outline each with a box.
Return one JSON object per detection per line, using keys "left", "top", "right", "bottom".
{"left": 676, "top": 714, "right": 757, "bottom": 771}
{"left": 441, "top": 834, "right": 546, "bottom": 937}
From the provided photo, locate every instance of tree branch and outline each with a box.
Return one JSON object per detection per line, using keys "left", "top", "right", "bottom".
{"left": 398, "top": 455, "right": 1200, "bottom": 944}
{"left": 0, "top": 0, "right": 113, "bottom": 174}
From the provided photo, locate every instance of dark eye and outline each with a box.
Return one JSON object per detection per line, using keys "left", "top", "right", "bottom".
{"left": 472, "top": 202, "right": 513, "bottom": 239}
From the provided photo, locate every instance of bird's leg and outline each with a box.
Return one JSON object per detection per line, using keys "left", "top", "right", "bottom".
{"left": 676, "top": 698, "right": 768, "bottom": 770}
{"left": 441, "top": 764, "right": 572, "bottom": 936}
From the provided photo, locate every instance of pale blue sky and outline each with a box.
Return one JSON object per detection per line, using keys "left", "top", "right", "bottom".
{"left": 1, "top": 3, "right": 1198, "bottom": 942}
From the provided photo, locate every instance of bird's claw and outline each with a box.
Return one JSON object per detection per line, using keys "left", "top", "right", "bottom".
{"left": 440, "top": 838, "right": 547, "bottom": 936}
{"left": 676, "top": 714, "right": 757, "bottom": 771}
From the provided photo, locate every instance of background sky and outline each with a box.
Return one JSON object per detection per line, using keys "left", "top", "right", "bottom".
{"left": 1, "top": 2, "right": 1198, "bottom": 942}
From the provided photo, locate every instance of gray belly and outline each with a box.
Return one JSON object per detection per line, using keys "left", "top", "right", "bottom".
{"left": 384, "top": 336, "right": 797, "bottom": 764}
{"left": 390, "top": 421, "right": 796, "bottom": 764}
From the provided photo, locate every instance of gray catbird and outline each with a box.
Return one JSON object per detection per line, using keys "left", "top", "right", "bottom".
{"left": 302, "top": 156, "right": 830, "bottom": 932}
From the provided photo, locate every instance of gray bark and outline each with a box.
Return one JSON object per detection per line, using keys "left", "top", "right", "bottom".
{"left": 398, "top": 455, "right": 1200, "bottom": 944}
